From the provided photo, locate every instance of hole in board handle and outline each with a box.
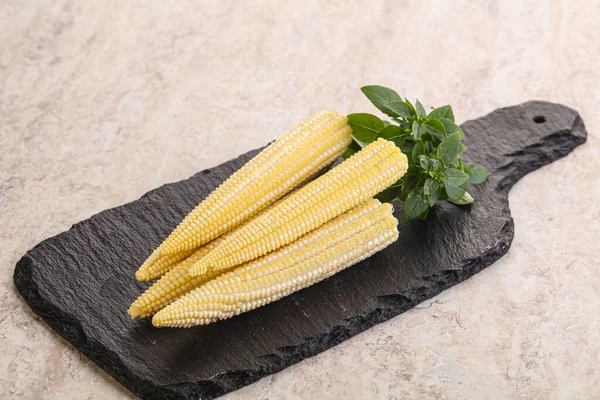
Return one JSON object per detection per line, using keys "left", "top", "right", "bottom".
{"left": 533, "top": 116, "right": 546, "bottom": 124}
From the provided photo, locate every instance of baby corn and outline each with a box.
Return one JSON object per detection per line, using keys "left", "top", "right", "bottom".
{"left": 130, "top": 199, "right": 385, "bottom": 318}
{"left": 189, "top": 138, "right": 407, "bottom": 276}
{"left": 136, "top": 131, "right": 345, "bottom": 282}
{"left": 129, "top": 241, "right": 221, "bottom": 318}
{"left": 154, "top": 110, "right": 350, "bottom": 255}
{"left": 152, "top": 199, "right": 399, "bottom": 327}
{"left": 135, "top": 248, "right": 196, "bottom": 282}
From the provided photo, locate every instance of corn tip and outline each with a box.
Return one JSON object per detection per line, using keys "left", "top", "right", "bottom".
{"left": 135, "top": 268, "right": 162, "bottom": 282}
{"left": 151, "top": 313, "right": 166, "bottom": 327}
{"left": 128, "top": 306, "right": 142, "bottom": 319}
{"left": 136, "top": 269, "right": 161, "bottom": 282}
{"left": 135, "top": 271, "right": 147, "bottom": 281}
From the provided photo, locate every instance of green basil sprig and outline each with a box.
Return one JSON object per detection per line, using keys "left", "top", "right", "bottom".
{"left": 345, "top": 85, "right": 489, "bottom": 221}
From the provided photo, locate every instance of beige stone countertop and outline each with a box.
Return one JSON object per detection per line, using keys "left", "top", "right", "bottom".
{"left": 1, "top": 1, "right": 599, "bottom": 399}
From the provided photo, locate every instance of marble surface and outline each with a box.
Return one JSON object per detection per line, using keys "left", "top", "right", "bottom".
{"left": 1, "top": 0, "right": 598, "bottom": 399}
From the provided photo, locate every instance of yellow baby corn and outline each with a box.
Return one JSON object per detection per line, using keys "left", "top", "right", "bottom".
{"left": 135, "top": 248, "right": 196, "bottom": 282}
{"left": 189, "top": 138, "right": 408, "bottom": 276}
{"left": 156, "top": 110, "right": 352, "bottom": 256}
{"left": 135, "top": 144, "right": 341, "bottom": 283}
{"left": 129, "top": 199, "right": 386, "bottom": 318}
{"left": 152, "top": 200, "right": 399, "bottom": 327}
{"left": 129, "top": 241, "right": 221, "bottom": 318}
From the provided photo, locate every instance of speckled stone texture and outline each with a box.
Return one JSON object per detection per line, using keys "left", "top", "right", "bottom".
{"left": 2, "top": 1, "right": 600, "bottom": 399}
{"left": 13, "top": 101, "right": 586, "bottom": 399}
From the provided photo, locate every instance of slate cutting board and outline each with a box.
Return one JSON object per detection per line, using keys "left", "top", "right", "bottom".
{"left": 14, "top": 102, "right": 586, "bottom": 399}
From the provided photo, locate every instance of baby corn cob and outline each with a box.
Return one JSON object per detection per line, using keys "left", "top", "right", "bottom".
{"left": 152, "top": 199, "right": 399, "bottom": 327}
{"left": 155, "top": 111, "right": 351, "bottom": 256}
{"left": 135, "top": 111, "right": 351, "bottom": 281}
{"left": 129, "top": 240, "right": 221, "bottom": 318}
{"left": 130, "top": 199, "right": 386, "bottom": 318}
{"left": 135, "top": 248, "right": 196, "bottom": 282}
{"left": 136, "top": 134, "right": 346, "bottom": 282}
{"left": 189, "top": 138, "right": 408, "bottom": 276}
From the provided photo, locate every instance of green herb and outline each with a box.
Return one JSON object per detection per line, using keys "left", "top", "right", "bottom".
{"left": 346, "top": 85, "right": 489, "bottom": 221}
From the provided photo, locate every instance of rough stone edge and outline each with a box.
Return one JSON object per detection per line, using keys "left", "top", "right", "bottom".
{"left": 13, "top": 104, "right": 588, "bottom": 400}
{"left": 12, "top": 148, "right": 263, "bottom": 400}
{"left": 160, "top": 218, "right": 515, "bottom": 400}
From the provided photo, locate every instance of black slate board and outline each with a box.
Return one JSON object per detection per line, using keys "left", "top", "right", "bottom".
{"left": 14, "top": 102, "right": 586, "bottom": 399}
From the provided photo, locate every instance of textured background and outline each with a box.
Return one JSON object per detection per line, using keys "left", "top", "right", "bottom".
{"left": 1, "top": 1, "right": 599, "bottom": 399}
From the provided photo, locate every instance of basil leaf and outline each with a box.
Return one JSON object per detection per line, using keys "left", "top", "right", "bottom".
{"left": 436, "top": 132, "right": 461, "bottom": 164}
{"left": 353, "top": 86, "right": 490, "bottom": 221}
{"left": 424, "top": 119, "right": 446, "bottom": 141}
{"left": 418, "top": 155, "right": 431, "bottom": 171}
{"left": 415, "top": 100, "right": 426, "bottom": 117}
{"left": 343, "top": 140, "right": 362, "bottom": 159}
{"left": 424, "top": 178, "right": 438, "bottom": 195}
{"left": 449, "top": 190, "right": 474, "bottom": 205}
{"left": 401, "top": 139, "right": 415, "bottom": 160}
{"left": 430, "top": 158, "right": 442, "bottom": 171}
{"left": 467, "top": 164, "right": 489, "bottom": 183}
{"left": 439, "top": 118, "right": 461, "bottom": 136}
{"left": 360, "top": 86, "right": 403, "bottom": 117}
{"left": 343, "top": 147, "right": 356, "bottom": 159}
{"left": 411, "top": 141, "right": 421, "bottom": 160}
{"left": 388, "top": 135, "right": 407, "bottom": 148}
{"left": 444, "top": 181, "right": 466, "bottom": 201}
{"left": 386, "top": 101, "right": 414, "bottom": 118}
{"left": 376, "top": 187, "right": 399, "bottom": 203}
{"left": 429, "top": 187, "right": 440, "bottom": 206}
{"left": 425, "top": 140, "right": 434, "bottom": 154}
{"left": 445, "top": 168, "right": 470, "bottom": 186}
{"left": 428, "top": 105, "right": 454, "bottom": 121}
{"left": 411, "top": 141, "right": 425, "bottom": 161}
{"left": 412, "top": 120, "right": 424, "bottom": 140}
{"left": 347, "top": 113, "right": 384, "bottom": 144}
{"left": 438, "top": 188, "right": 449, "bottom": 201}
{"left": 388, "top": 178, "right": 403, "bottom": 188}
{"left": 404, "top": 187, "right": 429, "bottom": 221}
{"left": 402, "top": 170, "right": 420, "bottom": 191}
{"left": 404, "top": 98, "right": 417, "bottom": 116}
{"left": 399, "top": 170, "right": 420, "bottom": 200}
{"left": 377, "top": 124, "right": 402, "bottom": 139}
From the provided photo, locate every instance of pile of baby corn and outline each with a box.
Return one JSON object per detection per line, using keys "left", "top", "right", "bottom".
{"left": 129, "top": 110, "right": 408, "bottom": 327}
